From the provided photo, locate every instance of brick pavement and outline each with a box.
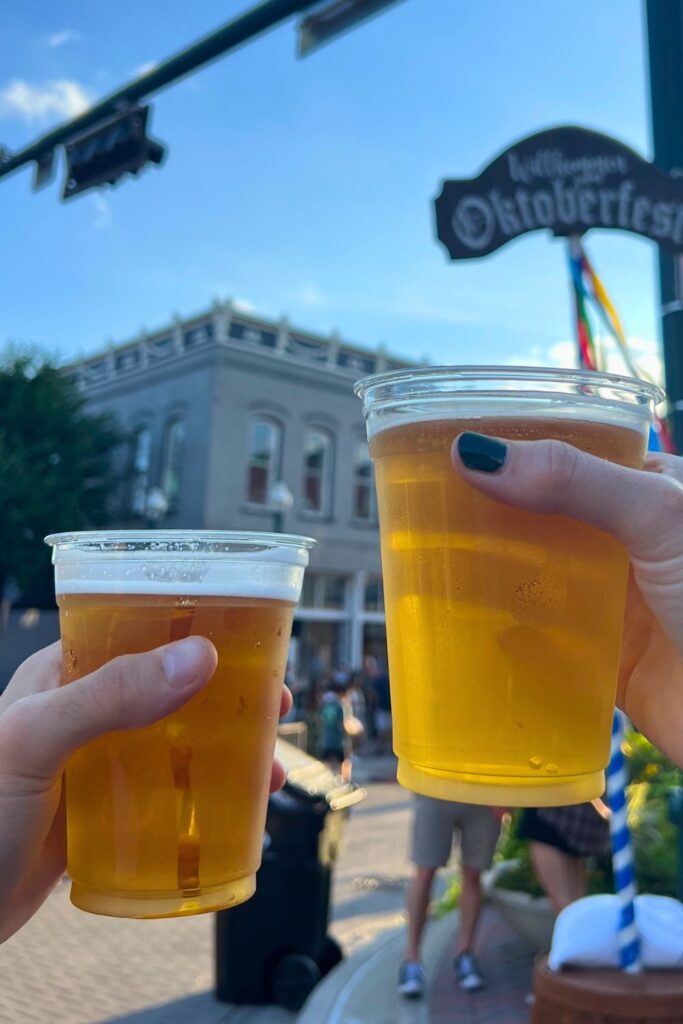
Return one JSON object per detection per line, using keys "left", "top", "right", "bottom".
{"left": 429, "top": 908, "right": 535, "bottom": 1024}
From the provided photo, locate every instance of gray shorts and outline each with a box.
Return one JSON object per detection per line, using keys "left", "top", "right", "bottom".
{"left": 410, "top": 795, "right": 501, "bottom": 872}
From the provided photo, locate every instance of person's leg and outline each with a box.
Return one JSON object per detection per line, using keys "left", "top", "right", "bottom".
{"left": 404, "top": 796, "right": 454, "bottom": 961}
{"left": 406, "top": 866, "right": 438, "bottom": 960}
{"left": 567, "top": 853, "right": 587, "bottom": 901}
{"left": 455, "top": 864, "right": 483, "bottom": 955}
{"left": 457, "top": 806, "right": 502, "bottom": 954}
{"left": 529, "top": 841, "right": 584, "bottom": 914}
{"left": 452, "top": 806, "right": 502, "bottom": 991}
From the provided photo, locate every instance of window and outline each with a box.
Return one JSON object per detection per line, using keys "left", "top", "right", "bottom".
{"left": 130, "top": 427, "right": 152, "bottom": 516}
{"left": 246, "top": 418, "right": 282, "bottom": 504}
{"left": 184, "top": 322, "right": 214, "bottom": 348}
{"left": 352, "top": 442, "right": 377, "bottom": 522}
{"left": 300, "top": 573, "right": 348, "bottom": 610}
{"left": 364, "top": 576, "right": 384, "bottom": 613}
{"left": 302, "top": 428, "right": 333, "bottom": 515}
{"left": 161, "top": 418, "right": 186, "bottom": 510}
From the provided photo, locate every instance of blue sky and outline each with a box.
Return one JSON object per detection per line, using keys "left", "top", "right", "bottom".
{"left": 0, "top": 0, "right": 661, "bottom": 373}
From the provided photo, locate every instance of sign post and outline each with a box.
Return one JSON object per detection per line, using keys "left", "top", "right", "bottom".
{"left": 646, "top": 0, "right": 683, "bottom": 452}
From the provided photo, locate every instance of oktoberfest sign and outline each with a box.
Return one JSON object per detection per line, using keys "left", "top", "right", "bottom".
{"left": 435, "top": 126, "right": 683, "bottom": 259}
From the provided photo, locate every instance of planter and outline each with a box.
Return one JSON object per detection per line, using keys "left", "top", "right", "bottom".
{"left": 484, "top": 860, "right": 555, "bottom": 952}
{"left": 532, "top": 953, "right": 683, "bottom": 1024}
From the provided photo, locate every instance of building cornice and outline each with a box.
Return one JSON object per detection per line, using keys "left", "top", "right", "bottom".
{"left": 63, "top": 301, "right": 415, "bottom": 395}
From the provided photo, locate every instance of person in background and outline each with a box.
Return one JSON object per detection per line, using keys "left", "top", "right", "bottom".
{"left": 302, "top": 678, "right": 323, "bottom": 758}
{"left": 332, "top": 663, "right": 351, "bottom": 688}
{"left": 398, "top": 797, "right": 503, "bottom": 997}
{"left": 373, "top": 666, "right": 392, "bottom": 754}
{"left": 319, "top": 680, "right": 348, "bottom": 774}
{"left": 518, "top": 801, "right": 611, "bottom": 914}
{"left": 362, "top": 655, "right": 380, "bottom": 747}
{"left": 347, "top": 671, "right": 368, "bottom": 740}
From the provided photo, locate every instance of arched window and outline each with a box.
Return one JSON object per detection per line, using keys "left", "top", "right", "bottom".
{"left": 130, "top": 426, "right": 152, "bottom": 516}
{"left": 352, "top": 441, "right": 377, "bottom": 522}
{"left": 246, "top": 418, "right": 282, "bottom": 504}
{"left": 302, "top": 427, "right": 333, "bottom": 515}
{"left": 161, "top": 417, "right": 186, "bottom": 511}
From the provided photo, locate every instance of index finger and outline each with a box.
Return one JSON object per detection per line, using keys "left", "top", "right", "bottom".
{"left": 0, "top": 642, "right": 63, "bottom": 713}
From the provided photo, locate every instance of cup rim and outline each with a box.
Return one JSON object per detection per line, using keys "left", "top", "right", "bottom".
{"left": 45, "top": 530, "right": 316, "bottom": 552}
{"left": 354, "top": 364, "right": 665, "bottom": 407}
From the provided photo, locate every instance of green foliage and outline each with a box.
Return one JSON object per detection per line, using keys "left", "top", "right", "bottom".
{"left": 433, "top": 873, "right": 461, "bottom": 918}
{"left": 0, "top": 347, "right": 122, "bottom": 606}
{"left": 624, "top": 731, "right": 680, "bottom": 793}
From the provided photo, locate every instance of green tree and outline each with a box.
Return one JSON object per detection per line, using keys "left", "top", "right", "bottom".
{"left": 0, "top": 348, "right": 122, "bottom": 607}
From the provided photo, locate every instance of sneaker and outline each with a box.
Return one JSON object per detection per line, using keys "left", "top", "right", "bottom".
{"left": 397, "top": 960, "right": 425, "bottom": 998}
{"left": 454, "top": 951, "right": 485, "bottom": 992}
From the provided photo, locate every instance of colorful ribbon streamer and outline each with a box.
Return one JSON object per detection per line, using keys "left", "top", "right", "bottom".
{"left": 606, "top": 711, "right": 642, "bottom": 973}
{"left": 567, "top": 236, "right": 676, "bottom": 453}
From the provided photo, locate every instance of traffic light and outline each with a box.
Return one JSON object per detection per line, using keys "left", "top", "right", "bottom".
{"left": 62, "top": 105, "right": 165, "bottom": 200}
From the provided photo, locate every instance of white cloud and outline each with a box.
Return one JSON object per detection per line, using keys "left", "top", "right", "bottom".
{"left": 91, "top": 193, "right": 112, "bottom": 230}
{"left": 508, "top": 335, "right": 664, "bottom": 385}
{"left": 293, "top": 284, "right": 328, "bottom": 308}
{"left": 46, "top": 29, "right": 83, "bottom": 48}
{"left": 134, "top": 61, "right": 159, "bottom": 78}
{"left": 506, "top": 341, "right": 574, "bottom": 369}
{"left": 232, "top": 297, "right": 256, "bottom": 314}
{"left": 0, "top": 79, "right": 91, "bottom": 123}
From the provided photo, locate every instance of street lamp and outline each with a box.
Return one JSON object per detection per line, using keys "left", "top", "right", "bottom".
{"left": 268, "top": 480, "right": 293, "bottom": 534}
{"left": 145, "top": 486, "right": 169, "bottom": 528}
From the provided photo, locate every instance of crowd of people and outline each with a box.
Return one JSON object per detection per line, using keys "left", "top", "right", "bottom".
{"left": 282, "top": 655, "right": 392, "bottom": 780}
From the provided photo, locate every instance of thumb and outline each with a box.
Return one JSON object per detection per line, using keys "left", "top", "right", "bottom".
{"left": 0, "top": 636, "right": 217, "bottom": 782}
{"left": 451, "top": 431, "right": 683, "bottom": 562}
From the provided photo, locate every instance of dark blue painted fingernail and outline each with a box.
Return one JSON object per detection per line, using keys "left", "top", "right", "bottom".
{"left": 457, "top": 432, "right": 507, "bottom": 473}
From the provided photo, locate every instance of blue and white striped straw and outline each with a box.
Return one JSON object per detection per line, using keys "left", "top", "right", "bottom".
{"left": 606, "top": 709, "right": 642, "bottom": 973}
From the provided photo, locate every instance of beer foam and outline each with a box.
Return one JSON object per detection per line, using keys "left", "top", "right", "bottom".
{"left": 365, "top": 397, "right": 652, "bottom": 438}
{"left": 53, "top": 549, "right": 306, "bottom": 602}
{"left": 55, "top": 577, "right": 299, "bottom": 601}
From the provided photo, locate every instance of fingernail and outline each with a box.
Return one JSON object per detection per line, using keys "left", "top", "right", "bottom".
{"left": 457, "top": 432, "right": 507, "bottom": 473}
{"left": 163, "top": 637, "right": 205, "bottom": 689}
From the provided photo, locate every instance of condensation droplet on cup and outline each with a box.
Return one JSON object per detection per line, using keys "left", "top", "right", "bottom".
{"left": 275, "top": 627, "right": 282, "bottom": 639}
{"left": 254, "top": 640, "right": 262, "bottom": 649}
{"left": 529, "top": 756, "right": 542, "bottom": 770}
{"left": 545, "top": 762, "right": 559, "bottom": 775}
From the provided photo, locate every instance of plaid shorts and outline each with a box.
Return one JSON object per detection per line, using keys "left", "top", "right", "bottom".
{"left": 521, "top": 803, "right": 611, "bottom": 858}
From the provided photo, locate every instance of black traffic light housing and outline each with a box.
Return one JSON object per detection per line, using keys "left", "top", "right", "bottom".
{"left": 62, "top": 105, "right": 165, "bottom": 200}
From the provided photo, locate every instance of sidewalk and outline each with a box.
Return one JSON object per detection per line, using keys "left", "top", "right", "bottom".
{"left": 298, "top": 906, "right": 535, "bottom": 1024}
{"left": 430, "top": 908, "right": 534, "bottom": 1024}
{"left": 351, "top": 750, "right": 398, "bottom": 785}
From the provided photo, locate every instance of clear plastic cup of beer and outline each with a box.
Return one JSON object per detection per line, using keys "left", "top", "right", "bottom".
{"left": 45, "top": 530, "right": 314, "bottom": 919}
{"left": 355, "top": 366, "right": 662, "bottom": 807}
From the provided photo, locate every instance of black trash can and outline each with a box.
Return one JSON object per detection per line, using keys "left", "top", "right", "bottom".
{"left": 215, "top": 739, "right": 365, "bottom": 1011}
